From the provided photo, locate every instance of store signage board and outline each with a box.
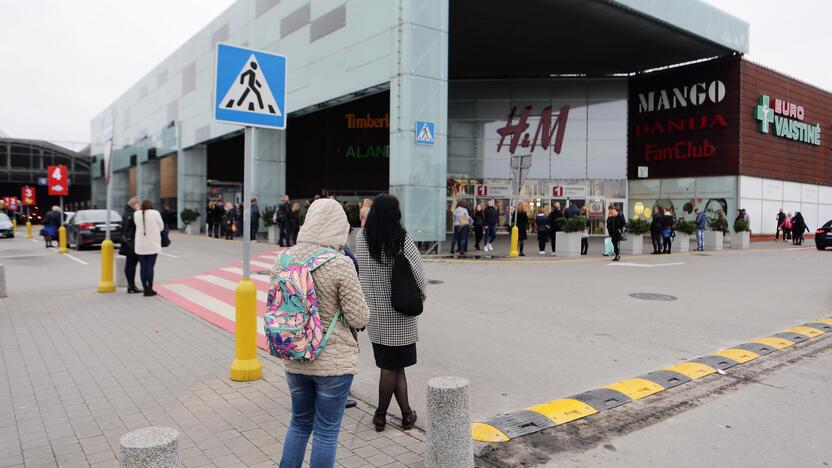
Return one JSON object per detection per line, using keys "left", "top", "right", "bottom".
{"left": 475, "top": 184, "right": 511, "bottom": 198}
{"left": 754, "top": 94, "right": 821, "bottom": 146}
{"left": 551, "top": 183, "right": 587, "bottom": 199}
{"left": 214, "top": 43, "right": 287, "bottom": 130}
{"left": 21, "top": 186, "right": 36, "bottom": 206}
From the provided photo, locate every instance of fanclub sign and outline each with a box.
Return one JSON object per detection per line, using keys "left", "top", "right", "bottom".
{"left": 21, "top": 186, "right": 36, "bottom": 206}
{"left": 47, "top": 165, "right": 69, "bottom": 196}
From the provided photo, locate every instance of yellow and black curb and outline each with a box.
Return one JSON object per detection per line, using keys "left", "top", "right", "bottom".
{"left": 471, "top": 317, "right": 832, "bottom": 443}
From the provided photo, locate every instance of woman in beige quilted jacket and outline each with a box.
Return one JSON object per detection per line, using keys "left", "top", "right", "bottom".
{"left": 279, "top": 198, "right": 369, "bottom": 468}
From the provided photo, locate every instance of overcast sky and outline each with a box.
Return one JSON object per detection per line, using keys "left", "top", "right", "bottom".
{"left": 0, "top": 0, "right": 829, "bottom": 148}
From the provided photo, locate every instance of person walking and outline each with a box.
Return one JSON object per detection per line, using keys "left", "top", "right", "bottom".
{"left": 661, "top": 208, "right": 675, "bottom": 254}
{"left": 133, "top": 200, "right": 164, "bottom": 297}
{"left": 41, "top": 205, "right": 61, "bottom": 248}
{"left": 694, "top": 207, "right": 706, "bottom": 251}
{"left": 285, "top": 202, "right": 301, "bottom": 246}
{"left": 250, "top": 198, "right": 260, "bottom": 241}
{"left": 275, "top": 199, "right": 369, "bottom": 468}
{"left": 650, "top": 207, "right": 663, "bottom": 254}
{"left": 792, "top": 212, "right": 809, "bottom": 245}
{"left": 235, "top": 202, "right": 244, "bottom": 237}
{"left": 775, "top": 208, "right": 786, "bottom": 241}
{"left": 355, "top": 194, "right": 425, "bottom": 433}
{"left": 483, "top": 199, "right": 498, "bottom": 252}
{"left": 472, "top": 204, "right": 485, "bottom": 251}
{"left": 606, "top": 205, "right": 624, "bottom": 261}
{"left": 206, "top": 201, "right": 215, "bottom": 237}
{"left": 359, "top": 198, "right": 372, "bottom": 228}
{"left": 450, "top": 200, "right": 471, "bottom": 256}
{"left": 535, "top": 207, "right": 549, "bottom": 254}
{"left": 275, "top": 195, "right": 290, "bottom": 246}
{"left": 783, "top": 213, "right": 793, "bottom": 242}
{"left": 515, "top": 202, "right": 529, "bottom": 256}
{"left": 580, "top": 206, "right": 590, "bottom": 255}
{"left": 563, "top": 201, "right": 580, "bottom": 219}
{"left": 120, "top": 197, "right": 143, "bottom": 294}
{"left": 222, "top": 202, "right": 236, "bottom": 240}
{"left": 548, "top": 202, "right": 563, "bottom": 255}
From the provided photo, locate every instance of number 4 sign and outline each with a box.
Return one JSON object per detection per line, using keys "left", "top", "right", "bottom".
{"left": 47, "top": 165, "right": 69, "bottom": 196}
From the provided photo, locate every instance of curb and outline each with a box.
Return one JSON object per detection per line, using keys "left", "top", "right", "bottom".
{"left": 471, "top": 316, "right": 832, "bottom": 442}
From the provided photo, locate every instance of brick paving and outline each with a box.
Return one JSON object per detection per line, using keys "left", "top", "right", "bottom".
{"left": 0, "top": 290, "right": 425, "bottom": 467}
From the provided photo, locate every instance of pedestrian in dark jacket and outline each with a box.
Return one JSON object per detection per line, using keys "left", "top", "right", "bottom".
{"left": 606, "top": 206, "right": 624, "bottom": 261}
{"left": 564, "top": 202, "right": 580, "bottom": 219}
{"left": 120, "top": 197, "right": 142, "bottom": 293}
{"left": 548, "top": 202, "right": 563, "bottom": 255}
{"left": 285, "top": 202, "right": 301, "bottom": 246}
{"left": 792, "top": 211, "right": 809, "bottom": 245}
{"left": 250, "top": 198, "right": 260, "bottom": 241}
{"left": 775, "top": 208, "right": 786, "bottom": 241}
{"left": 222, "top": 202, "right": 236, "bottom": 240}
{"left": 41, "top": 206, "right": 62, "bottom": 248}
{"left": 483, "top": 199, "right": 499, "bottom": 252}
{"left": 472, "top": 204, "right": 485, "bottom": 251}
{"left": 535, "top": 207, "right": 549, "bottom": 254}
{"left": 212, "top": 201, "right": 225, "bottom": 237}
{"left": 516, "top": 202, "right": 529, "bottom": 256}
{"left": 650, "top": 207, "right": 664, "bottom": 254}
{"left": 275, "top": 195, "right": 290, "bottom": 246}
{"left": 661, "top": 209, "right": 675, "bottom": 254}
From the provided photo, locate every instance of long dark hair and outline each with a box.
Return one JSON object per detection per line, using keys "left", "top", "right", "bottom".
{"left": 364, "top": 194, "right": 405, "bottom": 262}
{"left": 141, "top": 199, "right": 153, "bottom": 234}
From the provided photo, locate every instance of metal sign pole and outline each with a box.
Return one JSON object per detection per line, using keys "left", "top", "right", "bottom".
{"left": 242, "top": 126, "right": 252, "bottom": 279}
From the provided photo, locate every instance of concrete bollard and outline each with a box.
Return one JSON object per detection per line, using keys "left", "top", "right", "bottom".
{"left": 426, "top": 377, "right": 474, "bottom": 468}
{"left": 120, "top": 426, "right": 181, "bottom": 467}
{"left": 0, "top": 264, "right": 6, "bottom": 298}
{"left": 115, "top": 255, "right": 127, "bottom": 288}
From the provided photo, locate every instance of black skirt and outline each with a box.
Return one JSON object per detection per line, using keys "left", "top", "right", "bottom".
{"left": 372, "top": 343, "right": 417, "bottom": 370}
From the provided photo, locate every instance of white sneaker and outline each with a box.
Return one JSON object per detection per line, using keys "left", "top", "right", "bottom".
{"left": 538, "top": 251, "right": 545, "bottom": 255}
{"left": 550, "top": 252, "right": 557, "bottom": 256}
{"left": 485, "top": 244, "right": 492, "bottom": 252}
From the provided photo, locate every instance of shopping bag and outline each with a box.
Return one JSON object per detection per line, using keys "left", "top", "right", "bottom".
{"left": 604, "top": 237, "right": 614, "bottom": 256}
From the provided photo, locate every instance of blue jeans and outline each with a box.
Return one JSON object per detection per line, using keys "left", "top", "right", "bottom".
{"left": 280, "top": 373, "right": 353, "bottom": 468}
{"left": 696, "top": 229, "right": 705, "bottom": 250}
{"left": 485, "top": 225, "right": 497, "bottom": 245}
{"left": 450, "top": 225, "right": 470, "bottom": 253}
{"left": 137, "top": 254, "right": 157, "bottom": 290}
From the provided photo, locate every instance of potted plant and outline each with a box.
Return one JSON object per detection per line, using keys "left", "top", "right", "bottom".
{"left": 732, "top": 219, "right": 751, "bottom": 249}
{"left": 556, "top": 216, "right": 585, "bottom": 258}
{"left": 180, "top": 208, "right": 200, "bottom": 235}
{"left": 622, "top": 218, "right": 650, "bottom": 255}
{"left": 262, "top": 205, "right": 278, "bottom": 243}
{"left": 705, "top": 217, "right": 727, "bottom": 251}
{"left": 674, "top": 219, "right": 696, "bottom": 253}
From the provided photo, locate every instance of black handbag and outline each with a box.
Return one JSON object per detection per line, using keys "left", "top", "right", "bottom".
{"left": 161, "top": 227, "right": 171, "bottom": 248}
{"left": 118, "top": 239, "right": 134, "bottom": 257}
{"left": 390, "top": 250, "right": 423, "bottom": 316}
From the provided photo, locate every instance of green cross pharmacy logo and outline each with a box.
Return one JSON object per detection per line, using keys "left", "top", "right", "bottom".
{"left": 754, "top": 95, "right": 775, "bottom": 133}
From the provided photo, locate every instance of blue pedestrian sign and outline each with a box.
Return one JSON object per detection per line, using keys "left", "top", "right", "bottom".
{"left": 214, "top": 43, "right": 287, "bottom": 129}
{"left": 415, "top": 121, "right": 435, "bottom": 145}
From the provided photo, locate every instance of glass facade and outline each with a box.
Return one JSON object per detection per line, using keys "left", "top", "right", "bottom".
{"left": 628, "top": 176, "right": 736, "bottom": 226}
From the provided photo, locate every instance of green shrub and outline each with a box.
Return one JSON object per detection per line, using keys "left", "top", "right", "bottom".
{"left": 561, "top": 216, "right": 587, "bottom": 233}
{"left": 262, "top": 205, "right": 276, "bottom": 227}
{"left": 676, "top": 219, "right": 697, "bottom": 235}
{"left": 733, "top": 219, "right": 749, "bottom": 232}
{"left": 708, "top": 217, "right": 728, "bottom": 233}
{"left": 180, "top": 208, "right": 200, "bottom": 225}
{"left": 625, "top": 218, "right": 651, "bottom": 235}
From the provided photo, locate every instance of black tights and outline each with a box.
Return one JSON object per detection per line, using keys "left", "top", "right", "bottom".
{"left": 378, "top": 368, "right": 410, "bottom": 414}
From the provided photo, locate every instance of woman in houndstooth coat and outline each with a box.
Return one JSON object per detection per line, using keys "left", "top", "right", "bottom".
{"left": 355, "top": 194, "right": 426, "bottom": 433}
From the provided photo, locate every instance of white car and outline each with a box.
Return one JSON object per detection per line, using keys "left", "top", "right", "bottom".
{"left": 0, "top": 213, "right": 14, "bottom": 238}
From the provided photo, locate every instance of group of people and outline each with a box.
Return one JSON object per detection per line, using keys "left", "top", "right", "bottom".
{"left": 274, "top": 194, "right": 425, "bottom": 467}
{"left": 651, "top": 206, "right": 680, "bottom": 253}
{"left": 775, "top": 209, "right": 810, "bottom": 245}
{"left": 121, "top": 197, "right": 166, "bottom": 297}
{"left": 272, "top": 194, "right": 302, "bottom": 247}
{"left": 206, "top": 199, "right": 247, "bottom": 240}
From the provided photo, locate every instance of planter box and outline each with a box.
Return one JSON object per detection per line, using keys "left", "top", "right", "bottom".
{"left": 704, "top": 231, "right": 723, "bottom": 250}
{"left": 621, "top": 234, "right": 644, "bottom": 255}
{"left": 268, "top": 225, "right": 278, "bottom": 244}
{"left": 671, "top": 233, "right": 690, "bottom": 253}
{"left": 555, "top": 232, "right": 582, "bottom": 258}
{"left": 184, "top": 224, "right": 194, "bottom": 235}
{"left": 731, "top": 231, "right": 750, "bottom": 249}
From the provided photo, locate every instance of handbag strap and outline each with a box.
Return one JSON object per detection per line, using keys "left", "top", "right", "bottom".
{"left": 321, "top": 308, "right": 343, "bottom": 348}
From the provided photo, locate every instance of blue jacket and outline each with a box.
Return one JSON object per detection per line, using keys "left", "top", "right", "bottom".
{"left": 695, "top": 212, "right": 707, "bottom": 229}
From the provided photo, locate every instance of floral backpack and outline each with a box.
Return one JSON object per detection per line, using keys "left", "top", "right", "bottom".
{"left": 264, "top": 247, "right": 343, "bottom": 361}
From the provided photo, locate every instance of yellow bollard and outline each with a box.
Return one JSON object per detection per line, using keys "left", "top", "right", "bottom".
{"left": 97, "top": 239, "right": 116, "bottom": 293}
{"left": 58, "top": 226, "right": 68, "bottom": 254}
{"left": 230, "top": 278, "right": 263, "bottom": 381}
{"left": 12, "top": 218, "right": 17, "bottom": 230}
{"left": 508, "top": 225, "right": 520, "bottom": 257}
{"left": 25, "top": 221, "right": 32, "bottom": 239}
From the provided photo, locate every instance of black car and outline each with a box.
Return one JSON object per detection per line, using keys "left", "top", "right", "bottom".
{"left": 815, "top": 220, "right": 832, "bottom": 250}
{"left": 66, "top": 209, "right": 123, "bottom": 250}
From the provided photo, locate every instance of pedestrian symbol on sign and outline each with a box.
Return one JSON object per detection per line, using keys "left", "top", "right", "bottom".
{"left": 415, "top": 121, "right": 435, "bottom": 145}
{"left": 220, "top": 56, "right": 281, "bottom": 116}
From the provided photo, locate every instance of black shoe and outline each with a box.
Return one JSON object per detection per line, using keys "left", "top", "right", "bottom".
{"left": 613, "top": 255, "right": 620, "bottom": 261}
{"left": 127, "top": 286, "right": 143, "bottom": 294}
{"left": 401, "top": 409, "right": 418, "bottom": 430}
{"left": 345, "top": 399, "right": 357, "bottom": 409}
{"left": 373, "top": 410, "right": 387, "bottom": 432}
{"left": 143, "top": 289, "right": 158, "bottom": 297}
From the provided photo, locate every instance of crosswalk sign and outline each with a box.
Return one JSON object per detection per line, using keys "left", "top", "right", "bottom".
{"left": 415, "top": 121, "right": 435, "bottom": 145}
{"left": 214, "top": 43, "right": 287, "bottom": 129}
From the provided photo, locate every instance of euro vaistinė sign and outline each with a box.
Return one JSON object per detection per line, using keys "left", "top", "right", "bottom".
{"left": 214, "top": 43, "right": 287, "bottom": 130}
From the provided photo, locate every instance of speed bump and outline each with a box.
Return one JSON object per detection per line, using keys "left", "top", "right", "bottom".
{"left": 803, "top": 322, "right": 832, "bottom": 333}
{"left": 570, "top": 388, "right": 631, "bottom": 412}
{"left": 663, "top": 361, "right": 716, "bottom": 380}
{"left": 787, "top": 326, "right": 825, "bottom": 338}
{"left": 754, "top": 336, "right": 795, "bottom": 349}
{"left": 714, "top": 348, "right": 760, "bottom": 364}
{"left": 689, "top": 355, "right": 739, "bottom": 371}
{"left": 605, "top": 378, "right": 664, "bottom": 400}
{"left": 734, "top": 342, "right": 776, "bottom": 356}
{"left": 471, "top": 422, "right": 509, "bottom": 442}
{"left": 481, "top": 410, "right": 555, "bottom": 440}
{"left": 638, "top": 370, "right": 691, "bottom": 389}
{"left": 772, "top": 331, "right": 809, "bottom": 344}
{"left": 816, "top": 318, "right": 832, "bottom": 326}
{"left": 527, "top": 398, "right": 597, "bottom": 425}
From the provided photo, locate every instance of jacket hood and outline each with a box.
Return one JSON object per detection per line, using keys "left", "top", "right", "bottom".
{"left": 296, "top": 199, "right": 349, "bottom": 248}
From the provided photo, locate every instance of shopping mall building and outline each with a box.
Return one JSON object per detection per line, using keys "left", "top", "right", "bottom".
{"left": 90, "top": 0, "right": 832, "bottom": 239}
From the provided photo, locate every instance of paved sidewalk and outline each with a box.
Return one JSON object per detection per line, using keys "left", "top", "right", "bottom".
{"left": 0, "top": 290, "right": 426, "bottom": 468}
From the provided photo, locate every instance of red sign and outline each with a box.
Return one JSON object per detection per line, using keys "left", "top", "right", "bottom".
{"left": 21, "top": 186, "right": 36, "bottom": 206}
{"left": 47, "top": 165, "right": 69, "bottom": 196}
{"left": 496, "top": 105, "right": 570, "bottom": 155}
{"left": 552, "top": 186, "right": 564, "bottom": 197}
{"left": 3, "top": 196, "right": 19, "bottom": 211}
{"left": 476, "top": 185, "right": 488, "bottom": 196}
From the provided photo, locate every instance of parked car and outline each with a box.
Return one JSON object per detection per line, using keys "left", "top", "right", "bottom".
{"left": 66, "top": 209, "right": 122, "bottom": 250}
{"left": 0, "top": 213, "right": 13, "bottom": 238}
{"left": 815, "top": 219, "right": 832, "bottom": 250}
